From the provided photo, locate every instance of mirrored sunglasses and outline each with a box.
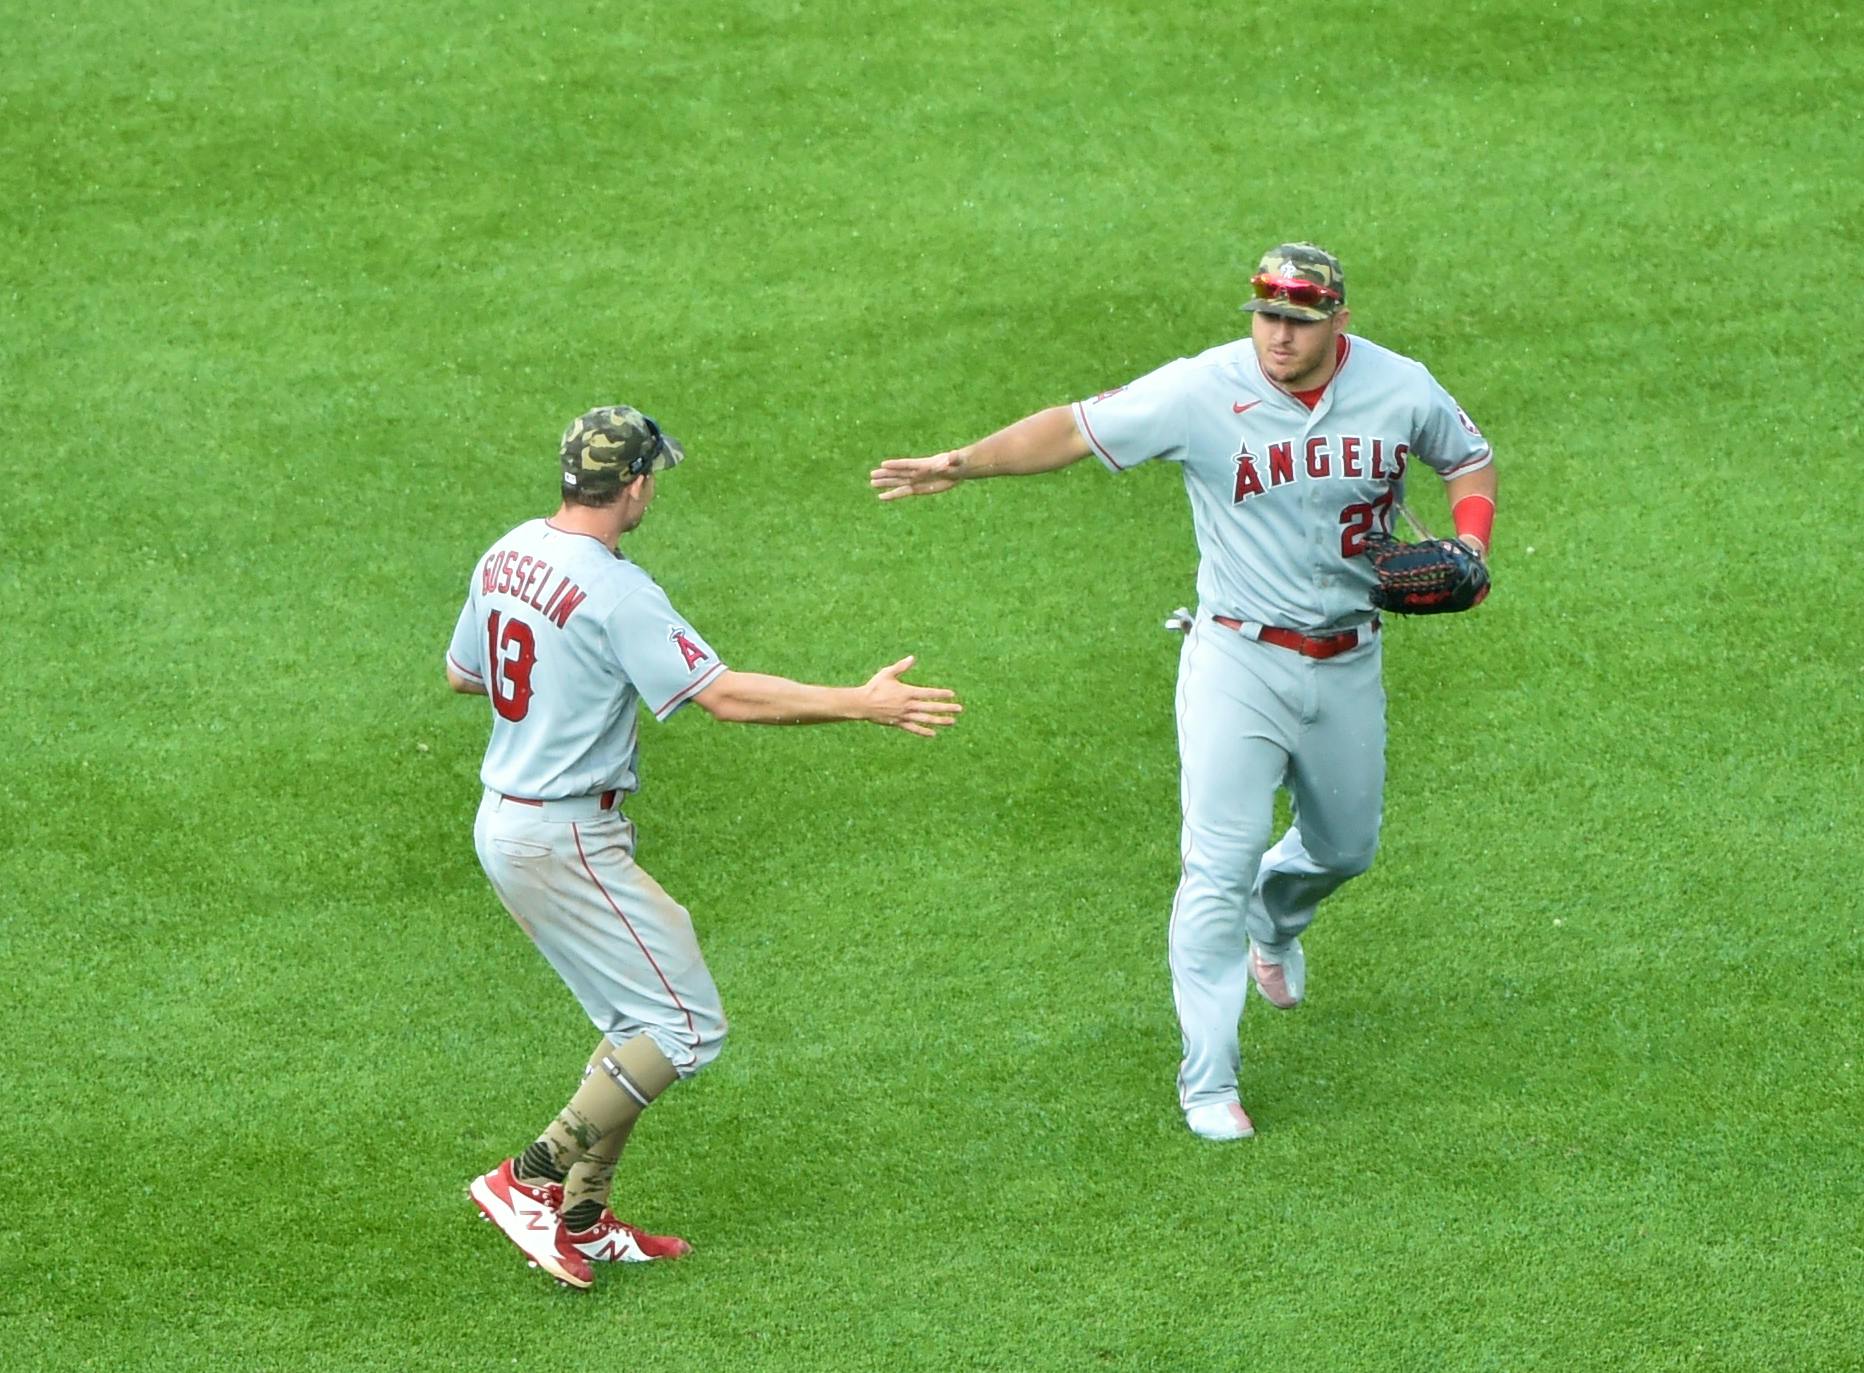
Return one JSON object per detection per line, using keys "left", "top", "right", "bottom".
{"left": 1250, "top": 274, "right": 1341, "bottom": 309}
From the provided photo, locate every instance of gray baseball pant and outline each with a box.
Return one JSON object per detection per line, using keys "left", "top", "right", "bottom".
{"left": 1167, "top": 610, "right": 1386, "bottom": 1112}
{"left": 473, "top": 791, "right": 727, "bottom": 1078}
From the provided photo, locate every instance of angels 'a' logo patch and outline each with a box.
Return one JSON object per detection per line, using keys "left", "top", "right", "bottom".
{"left": 1456, "top": 406, "right": 1483, "bottom": 438}
{"left": 669, "top": 625, "right": 709, "bottom": 671}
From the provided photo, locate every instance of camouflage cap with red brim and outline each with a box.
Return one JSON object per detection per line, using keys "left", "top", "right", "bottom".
{"left": 560, "top": 405, "right": 685, "bottom": 494}
{"left": 1240, "top": 242, "right": 1347, "bottom": 322}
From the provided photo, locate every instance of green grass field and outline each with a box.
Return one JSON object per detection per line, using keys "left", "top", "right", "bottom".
{"left": 3, "top": 1, "right": 1859, "bottom": 1368}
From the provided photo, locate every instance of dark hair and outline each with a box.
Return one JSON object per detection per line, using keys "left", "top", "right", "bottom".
{"left": 560, "top": 479, "right": 625, "bottom": 509}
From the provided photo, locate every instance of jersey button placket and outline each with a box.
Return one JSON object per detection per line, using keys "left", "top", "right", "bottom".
{"left": 1303, "top": 410, "right": 1328, "bottom": 607}
{"left": 1313, "top": 392, "right": 1344, "bottom": 604}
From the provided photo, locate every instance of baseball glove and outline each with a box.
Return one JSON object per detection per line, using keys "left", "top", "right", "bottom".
{"left": 1364, "top": 533, "right": 1490, "bottom": 614}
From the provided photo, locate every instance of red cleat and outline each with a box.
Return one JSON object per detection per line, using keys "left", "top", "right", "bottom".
{"left": 468, "top": 1159, "right": 595, "bottom": 1290}
{"left": 566, "top": 1210, "right": 693, "bottom": 1263}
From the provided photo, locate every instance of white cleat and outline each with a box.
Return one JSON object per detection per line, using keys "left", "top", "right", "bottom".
{"left": 1164, "top": 606, "right": 1195, "bottom": 633}
{"left": 1185, "top": 1101, "right": 1256, "bottom": 1141}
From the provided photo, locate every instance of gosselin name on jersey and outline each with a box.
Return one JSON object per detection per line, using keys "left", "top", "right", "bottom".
{"left": 479, "top": 549, "right": 588, "bottom": 628}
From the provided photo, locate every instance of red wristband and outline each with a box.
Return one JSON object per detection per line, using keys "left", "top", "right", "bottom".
{"left": 1452, "top": 494, "right": 1495, "bottom": 549}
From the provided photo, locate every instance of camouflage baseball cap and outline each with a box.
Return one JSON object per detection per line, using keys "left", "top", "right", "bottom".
{"left": 559, "top": 405, "right": 685, "bottom": 494}
{"left": 1241, "top": 242, "right": 1347, "bottom": 322}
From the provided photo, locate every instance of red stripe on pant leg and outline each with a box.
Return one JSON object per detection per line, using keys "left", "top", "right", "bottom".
{"left": 1169, "top": 661, "right": 1197, "bottom": 1108}
{"left": 572, "top": 822, "right": 702, "bottom": 1070}
{"left": 1169, "top": 842, "right": 1193, "bottom": 1109}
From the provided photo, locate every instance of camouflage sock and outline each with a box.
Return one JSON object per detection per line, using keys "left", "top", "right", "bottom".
{"left": 515, "top": 1035, "right": 677, "bottom": 1189}
{"left": 560, "top": 1199, "right": 606, "bottom": 1233}
{"left": 560, "top": 1119, "right": 636, "bottom": 1232}
{"left": 516, "top": 1138, "right": 568, "bottom": 1186}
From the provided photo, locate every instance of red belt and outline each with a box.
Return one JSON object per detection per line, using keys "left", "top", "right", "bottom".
{"left": 1211, "top": 617, "right": 1370, "bottom": 660}
{"left": 502, "top": 790, "right": 619, "bottom": 810}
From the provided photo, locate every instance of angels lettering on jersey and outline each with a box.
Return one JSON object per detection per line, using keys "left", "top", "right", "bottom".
{"left": 1230, "top": 433, "right": 1409, "bottom": 504}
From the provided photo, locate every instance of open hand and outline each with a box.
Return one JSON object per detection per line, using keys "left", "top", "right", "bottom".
{"left": 870, "top": 452, "right": 966, "bottom": 502}
{"left": 861, "top": 655, "right": 962, "bottom": 736}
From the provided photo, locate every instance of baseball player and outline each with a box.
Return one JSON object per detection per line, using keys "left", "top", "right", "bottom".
{"left": 872, "top": 243, "right": 1496, "bottom": 1142}
{"left": 449, "top": 405, "right": 961, "bottom": 1288}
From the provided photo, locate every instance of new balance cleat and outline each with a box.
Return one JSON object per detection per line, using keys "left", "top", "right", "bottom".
{"left": 566, "top": 1210, "right": 692, "bottom": 1263}
{"left": 468, "top": 1158, "right": 594, "bottom": 1290}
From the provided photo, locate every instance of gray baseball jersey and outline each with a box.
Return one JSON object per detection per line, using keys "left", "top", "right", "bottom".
{"left": 446, "top": 518, "right": 726, "bottom": 800}
{"left": 1071, "top": 333, "right": 1492, "bottom": 632}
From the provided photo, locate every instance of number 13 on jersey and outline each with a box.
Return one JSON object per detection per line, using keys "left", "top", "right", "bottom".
{"left": 487, "top": 610, "right": 537, "bottom": 721}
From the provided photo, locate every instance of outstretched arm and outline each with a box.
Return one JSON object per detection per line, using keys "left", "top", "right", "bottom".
{"left": 693, "top": 656, "right": 961, "bottom": 738}
{"left": 870, "top": 405, "right": 1090, "bottom": 501}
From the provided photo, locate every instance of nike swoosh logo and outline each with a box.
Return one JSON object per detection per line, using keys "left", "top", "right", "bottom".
{"left": 1233, "top": 400, "right": 1261, "bottom": 414}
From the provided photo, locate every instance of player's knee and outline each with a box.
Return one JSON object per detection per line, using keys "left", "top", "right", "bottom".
{"left": 1185, "top": 826, "right": 1273, "bottom": 898}
{"left": 678, "top": 1006, "right": 730, "bottom": 1077}
{"left": 1308, "top": 835, "right": 1379, "bottom": 879}
{"left": 688, "top": 1020, "right": 728, "bottom": 1075}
